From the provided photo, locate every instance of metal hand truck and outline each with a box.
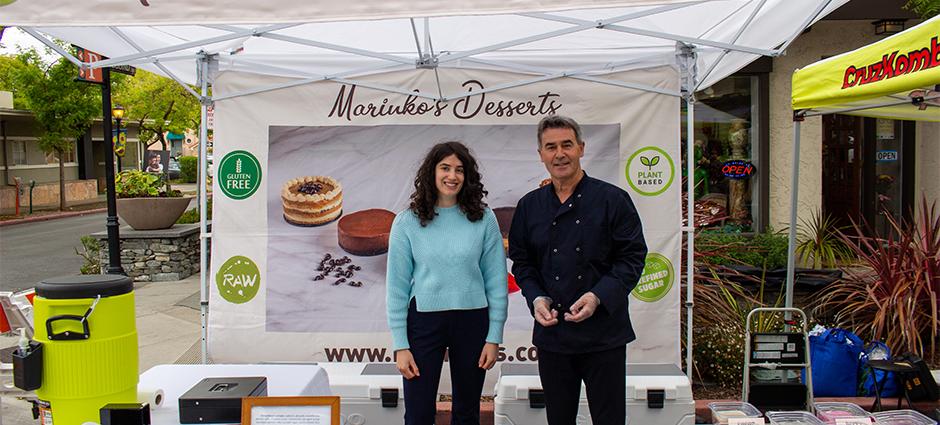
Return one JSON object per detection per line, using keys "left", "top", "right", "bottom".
{"left": 743, "top": 307, "right": 814, "bottom": 413}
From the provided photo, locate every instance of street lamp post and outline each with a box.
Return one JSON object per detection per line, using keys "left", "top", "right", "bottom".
{"left": 102, "top": 69, "right": 125, "bottom": 275}
{"left": 112, "top": 105, "right": 125, "bottom": 172}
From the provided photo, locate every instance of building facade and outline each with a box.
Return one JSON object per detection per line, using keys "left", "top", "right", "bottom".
{"left": 0, "top": 102, "right": 144, "bottom": 213}
{"left": 688, "top": 0, "right": 939, "bottom": 234}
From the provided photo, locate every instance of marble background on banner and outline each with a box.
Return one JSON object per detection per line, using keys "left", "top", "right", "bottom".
{"left": 265, "top": 124, "right": 621, "bottom": 333}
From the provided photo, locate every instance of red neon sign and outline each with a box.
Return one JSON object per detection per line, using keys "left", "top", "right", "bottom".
{"left": 722, "top": 160, "right": 756, "bottom": 179}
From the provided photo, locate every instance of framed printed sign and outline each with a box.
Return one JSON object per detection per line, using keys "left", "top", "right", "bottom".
{"left": 242, "top": 396, "right": 340, "bottom": 425}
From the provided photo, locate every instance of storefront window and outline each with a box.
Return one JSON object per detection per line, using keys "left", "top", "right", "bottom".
{"left": 11, "top": 140, "right": 27, "bottom": 165}
{"left": 873, "top": 118, "right": 903, "bottom": 236}
{"left": 44, "top": 146, "right": 76, "bottom": 164}
{"left": 682, "top": 75, "right": 761, "bottom": 232}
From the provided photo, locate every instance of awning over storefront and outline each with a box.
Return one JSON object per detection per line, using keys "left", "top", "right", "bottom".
{"left": 791, "top": 15, "right": 940, "bottom": 121}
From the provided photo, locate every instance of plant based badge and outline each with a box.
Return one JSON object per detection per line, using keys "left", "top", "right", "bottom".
{"left": 632, "top": 253, "right": 674, "bottom": 302}
{"left": 626, "top": 146, "right": 675, "bottom": 196}
{"left": 218, "top": 150, "right": 262, "bottom": 200}
{"left": 216, "top": 256, "right": 261, "bottom": 304}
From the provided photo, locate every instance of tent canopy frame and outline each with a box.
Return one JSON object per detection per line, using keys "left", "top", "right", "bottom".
{"left": 17, "top": 0, "right": 833, "bottom": 103}
{"left": 14, "top": 0, "right": 842, "bottom": 373}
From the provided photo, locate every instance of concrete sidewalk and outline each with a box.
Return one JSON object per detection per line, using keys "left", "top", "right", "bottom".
{"left": 1, "top": 274, "right": 203, "bottom": 424}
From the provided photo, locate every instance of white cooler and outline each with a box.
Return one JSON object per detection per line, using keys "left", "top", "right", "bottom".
{"left": 494, "top": 363, "right": 695, "bottom": 425}
{"left": 319, "top": 363, "right": 405, "bottom": 425}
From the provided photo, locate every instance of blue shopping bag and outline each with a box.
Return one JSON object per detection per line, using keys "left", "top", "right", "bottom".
{"left": 809, "top": 328, "right": 864, "bottom": 396}
{"left": 859, "top": 341, "right": 900, "bottom": 397}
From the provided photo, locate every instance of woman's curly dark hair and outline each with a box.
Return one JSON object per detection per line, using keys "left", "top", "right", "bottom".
{"left": 409, "top": 141, "right": 488, "bottom": 226}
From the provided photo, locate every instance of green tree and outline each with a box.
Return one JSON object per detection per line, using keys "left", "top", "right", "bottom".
{"left": 0, "top": 55, "right": 29, "bottom": 109}
{"left": 12, "top": 49, "right": 99, "bottom": 210}
{"left": 905, "top": 0, "right": 940, "bottom": 18}
{"left": 114, "top": 70, "right": 199, "bottom": 159}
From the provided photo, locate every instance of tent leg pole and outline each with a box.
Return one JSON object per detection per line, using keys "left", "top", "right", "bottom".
{"left": 685, "top": 95, "right": 695, "bottom": 380}
{"left": 785, "top": 119, "right": 802, "bottom": 309}
{"left": 198, "top": 53, "right": 211, "bottom": 365}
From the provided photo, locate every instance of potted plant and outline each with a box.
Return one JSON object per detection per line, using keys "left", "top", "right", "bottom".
{"left": 815, "top": 196, "right": 940, "bottom": 363}
{"left": 115, "top": 170, "right": 192, "bottom": 230}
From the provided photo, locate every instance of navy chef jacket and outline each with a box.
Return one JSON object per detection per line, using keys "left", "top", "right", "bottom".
{"left": 508, "top": 173, "right": 647, "bottom": 354}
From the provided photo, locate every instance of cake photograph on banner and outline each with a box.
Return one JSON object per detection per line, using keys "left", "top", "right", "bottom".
{"left": 265, "top": 124, "right": 621, "bottom": 333}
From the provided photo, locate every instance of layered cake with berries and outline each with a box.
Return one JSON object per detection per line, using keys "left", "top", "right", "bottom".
{"left": 337, "top": 209, "right": 395, "bottom": 256}
{"left": 281, "top": 176, "right": 343, "bottom": 226}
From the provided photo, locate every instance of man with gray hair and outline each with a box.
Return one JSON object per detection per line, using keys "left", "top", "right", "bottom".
{"left": 509, "top": 115, "right": 647, "bottom": 425}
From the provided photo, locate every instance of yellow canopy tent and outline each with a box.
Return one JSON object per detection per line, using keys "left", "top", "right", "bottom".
{"left": 793, "top": 15, "right": 940, "bottom": 121}
{"left": 783, "top": 16, "right": 940, "bottom": 308}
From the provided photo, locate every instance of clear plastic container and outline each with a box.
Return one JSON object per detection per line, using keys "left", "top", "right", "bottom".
{"left": 708, "top": 401, "right": 764, "bottom": 424}
{"left": 767, "top": 411, "right": 826, "bottom": 425}
{"left": 814, "top": 402, "right": 872, "bottom": 424}
{"left": 872, "top": 409, "right": 937, "bottom": 425}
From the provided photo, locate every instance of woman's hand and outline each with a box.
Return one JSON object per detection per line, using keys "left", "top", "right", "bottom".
{"left": 395, "top": 349, "right": 420, "bottom": 379}
{"left": 478, "top": 342, "right": 499, "bottom": 370}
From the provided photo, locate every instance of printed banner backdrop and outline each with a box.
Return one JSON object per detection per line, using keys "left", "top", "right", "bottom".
{"left": 209, "top": 67, "right": 681, "bottom": 391}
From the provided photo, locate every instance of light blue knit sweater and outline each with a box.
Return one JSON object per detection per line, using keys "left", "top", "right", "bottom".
{"left": 386, "top": 205, "right": 508, "bottom": 351}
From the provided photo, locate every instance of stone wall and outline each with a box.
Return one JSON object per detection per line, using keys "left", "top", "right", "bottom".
{"left": 93, "top": 224, "right": 210, "bottom": 282}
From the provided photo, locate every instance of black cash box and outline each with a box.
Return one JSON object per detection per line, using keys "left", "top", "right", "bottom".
{"left": 178, "top": 376, "right": 267, "bottom": 424}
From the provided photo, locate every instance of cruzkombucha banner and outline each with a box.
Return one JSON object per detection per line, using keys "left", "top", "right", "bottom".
{"left": 792, "top": 14, "right": 940, "bottom": 120}
{"left": 209, "top": 68, "right": 681, "bottom": 390}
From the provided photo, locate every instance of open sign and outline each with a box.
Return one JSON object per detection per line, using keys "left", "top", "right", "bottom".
{"left": 722, "top": 160, "right": 756, "bottom": 179}
{"left": 876, "top": 150, "right": 898, "bottom": 161}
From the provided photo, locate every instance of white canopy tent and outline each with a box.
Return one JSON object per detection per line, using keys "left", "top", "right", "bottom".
{"left": 3, "top": 0, "right": 849, "bottom": 375}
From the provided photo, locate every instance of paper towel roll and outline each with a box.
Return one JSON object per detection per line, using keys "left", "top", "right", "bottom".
{"left": 137, "top": 387, "right": 165, "bottom": 408}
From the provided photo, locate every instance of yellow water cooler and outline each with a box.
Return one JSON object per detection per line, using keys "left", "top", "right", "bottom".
{"left": 30, "top": 274, "right": 139, "bottom": 424}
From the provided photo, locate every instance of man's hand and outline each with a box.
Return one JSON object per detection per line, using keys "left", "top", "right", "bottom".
{"left": 564, "top": 292, "right": 600, "bottom": 323}
{"left": 478, "top": 342, "right": 499, "bottom": 370}
{"left": 395, "top": 349, "right": 420, "bottom": 379}
{"left": 533, "top": 297, "right": 559, "bottom": 327}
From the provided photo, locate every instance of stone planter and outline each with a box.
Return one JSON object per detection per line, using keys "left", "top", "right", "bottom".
{"left": 93, "top": 223, "right": 210, "bottom": 282}
{"left": 117, "top": 196, "right": 192, "bottom": 230}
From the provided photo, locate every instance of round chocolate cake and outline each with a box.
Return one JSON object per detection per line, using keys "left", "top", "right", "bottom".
{"left": 337, "top": 209, "right": 396, "bottom": 256}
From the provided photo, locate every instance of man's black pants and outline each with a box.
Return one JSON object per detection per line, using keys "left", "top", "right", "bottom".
{"left": 537, "top": 345, "right": 626, "bottom": 425}
{"left": 403, "top": 300, "right": 488, "bottom": 425}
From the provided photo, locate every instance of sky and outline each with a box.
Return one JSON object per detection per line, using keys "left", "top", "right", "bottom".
{"left": 1, "top": 27, "right": 60, "bottom": 62}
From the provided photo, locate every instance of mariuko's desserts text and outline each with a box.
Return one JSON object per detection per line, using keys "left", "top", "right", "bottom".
{"left": 328, "top": 79, "right": 563, "bottom": 121}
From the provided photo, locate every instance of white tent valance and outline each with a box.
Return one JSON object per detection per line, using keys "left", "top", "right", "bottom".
{"left": 8, "top": 0, "right": 846, "bottom": 95}
{"left": 1, "top": 0, "right": 696, "bottom": 26}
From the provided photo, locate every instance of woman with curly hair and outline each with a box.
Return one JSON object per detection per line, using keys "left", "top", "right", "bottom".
{"left": 386, "top": 141, "right": 508, "bottom": 425}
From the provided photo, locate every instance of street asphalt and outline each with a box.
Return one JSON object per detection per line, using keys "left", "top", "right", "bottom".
{"left": 0, "top": 186, "right": 200, "bottom": 292}
{"left": 0, "top": 212, "right": 108, "bottom": 292}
